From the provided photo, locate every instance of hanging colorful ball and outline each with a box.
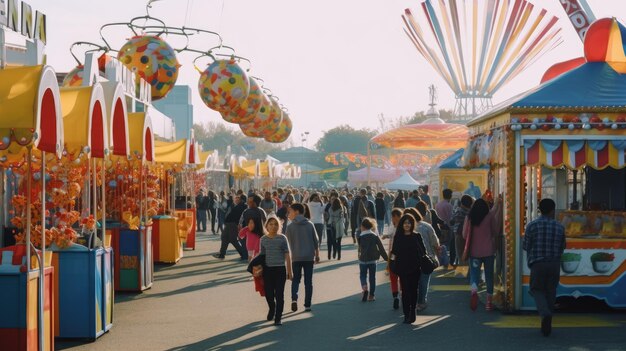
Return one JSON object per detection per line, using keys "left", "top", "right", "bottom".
{"left": 61, "top": 65, "right": 85, "bottom": 87}
{"left": 265, "top": 112, "right": 292, "bottom": 143}
{"left": 117, "top": 35, "right": 180, "bottom": 101}
{"left": 261, "top": 98, "right": 283, "bottom": 137}
{"left": 221, "top": 77, "right": 263, "bottom": 124}
{"left": 239, "top": 97, "right": 274, "bottom": 138}
{"left": 198, "top": 59, "right": 250, "bottom": 112}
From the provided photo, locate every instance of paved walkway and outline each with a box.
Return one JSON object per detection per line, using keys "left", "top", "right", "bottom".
{"left": 57, "top": 233, "right": 626, "bottom": 351}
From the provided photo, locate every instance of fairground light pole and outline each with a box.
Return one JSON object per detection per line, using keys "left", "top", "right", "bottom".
{"left": 301, "top": 131, "right": 309, "bottom": 188}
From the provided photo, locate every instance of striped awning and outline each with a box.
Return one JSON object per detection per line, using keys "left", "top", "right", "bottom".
{"left": 523, "top": 139, "right": 626, "bottom": 170}
{"left": 370, "top": 121, "right": 468, "bottom": 151}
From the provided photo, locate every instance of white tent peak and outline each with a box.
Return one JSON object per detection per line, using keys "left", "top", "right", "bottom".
{"left": 384, "top": 172, "right": 420, "bottom": 191}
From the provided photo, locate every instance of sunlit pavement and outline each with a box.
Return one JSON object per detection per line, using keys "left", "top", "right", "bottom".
{"left": 57, "top": 233, "right": 626, "bottom": 351}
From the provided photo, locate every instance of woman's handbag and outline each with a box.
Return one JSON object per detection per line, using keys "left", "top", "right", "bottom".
{"left": 417, "top": 234, "right": 439, "bottom": 275}
{"left": 247, "top": 254, "right": 266, "bottom": 274}
{"left": 252, "top": 265, "right": 264, "bottom": 278}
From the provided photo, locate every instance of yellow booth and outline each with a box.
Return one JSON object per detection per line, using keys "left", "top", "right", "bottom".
{"left": 0, "top": 65, "right": 64, "bottom": 351}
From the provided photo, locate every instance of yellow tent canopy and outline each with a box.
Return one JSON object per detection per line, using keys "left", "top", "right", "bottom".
{"left": 154, "top": 139, "right": 188, "bottom": 164}
{"left": 127, "top": 111, "right": 154, "bottom": 163}
{"left": 0, "top": 65, "right": 63, "bottom": 160}
{"left": 60, "top": 83, "right": 108, "bottom": 158}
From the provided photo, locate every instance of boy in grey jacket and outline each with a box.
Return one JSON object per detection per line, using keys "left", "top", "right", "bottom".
{"left": 286, "top": 203, "right": 320, "bottom": 312}
{"left": 357, "top": 218, "right": 389, "bottom": 302}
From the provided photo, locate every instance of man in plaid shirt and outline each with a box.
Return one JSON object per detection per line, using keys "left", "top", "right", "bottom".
{"left": 523, "top": 198, "right": 566, "bottom": 337}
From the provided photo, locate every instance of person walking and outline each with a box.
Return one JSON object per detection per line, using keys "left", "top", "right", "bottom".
{"left": 523, "top": 198, "right": 565, "bottom": 337}
{"left": 405, "top": 190, "right": 420, "bottom": 208}
{"left": 415, "top": 202, "right": 440, "bottom": 312}
{"left": 195, "top": 190, "right": 208, "bottom": 232}
{"left": 240, "top": 194, "right": 268, "bottom": 230}
{"left": 276, "top": 194, "right": 293, "bottom": 234}
{"left": 353, "top": 188, "right": 376, "bottom": 235}
{"left": 216, "top": 191, "right": 227, "bottom": 234}
{"left": 435, "top": 189, "right": 454, "bottom": 268}
{"left": 327, "top": 197, "right": 347, "bottom": 260}
{"left": 374, "top": 192, "right": 387, "bottom": 235}
{"left": 382, "top": 208, "right": 403, "bottom": 309}
{"left": 450, "top": 195, "right": 474, "bottom": 267}
{"left": 357, "top": 218, "right": 389, "bottom": 302}
{"left": 260, "top": 215, "right": 293, "bottom": 326}
{"left": 207, "top": 190, "right": 218, "bottom": 234}
{"left": 214, "top": 194, "right": 248, "bottom": 260}
{"left": 307, "top": 193, "right": 326, "bottom": 249}
{"left": 239, "top": 217, "right": 265, "bottom": 262}
{"left": 260, "top": 191, "right": 277, "bottom": 215}
{"left": 393, "top": 191, "right": 406, "bottom": 209}
{"left": 463, "top": 196, "right": 502, "bottom": 311}
{"left": 419, "top": 185, "right": 432, "bottom": 208}
{"left": 383, "top": 190, "right": 393, "bottom": 226}
{"left": 349, "top": 192, "right": 358, "bottom": 243}
{"left": 286, "top": 203, "right": 320, "bottom": 312}
{"left": 390, "top": 214, "right": 426, "bottom": 324}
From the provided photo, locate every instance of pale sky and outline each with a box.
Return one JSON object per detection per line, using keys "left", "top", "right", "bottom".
{"left": 10, "top": 0, "right": 626, "bottom": 147}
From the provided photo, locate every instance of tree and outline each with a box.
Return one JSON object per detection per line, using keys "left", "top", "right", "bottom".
{"left": 193, "top": 121, "right": 290, "bottom": 158}
{"left": 315, "top": 125, "right": 377, "bottom": 155}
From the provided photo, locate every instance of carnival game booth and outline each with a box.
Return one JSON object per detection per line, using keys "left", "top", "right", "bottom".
{"left": 0, "top": 65, "right": 63, "bottom": 351}
{"left": 152, "top": 137, "right": 200, "bottom": 263}
{"left": 49, "top": 82, "right": 114, "bottom": 340}
{"left": 429, "top": 148, "right": 488, "bottom": 205}
{"left": 463, "top": 17, "right": 626, "bottom": 311}
{"left": 106, "top": 110, "right": 155, "bottom": 292}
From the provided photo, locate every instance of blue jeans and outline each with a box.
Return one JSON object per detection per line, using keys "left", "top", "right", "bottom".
{"left": 376, "top": 220, "right": 385, "bottom": 235}
{"left": 314, "top": 223, "right": 325, "bottom": 248}
{"left": 359, "top": 263, "right": 377, "bottom": 295}
{"left": 469, "top": 255, "right": 495, "bottom": 294}
{"left": 418, "top": 272, "right": 431, "bottom": 304}
{"left": 291, "top": 261, "right": 314, "bottom": 307}
{"left": 196, "top": 210, "right": 207, "bottom": 231}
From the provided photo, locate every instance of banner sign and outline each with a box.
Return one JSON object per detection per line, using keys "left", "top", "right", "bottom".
{"left": 0, "top": 0, "right": 46, "bottom": 43}
{"left": 559, "top": 0, "right": 593, "bottom": 41}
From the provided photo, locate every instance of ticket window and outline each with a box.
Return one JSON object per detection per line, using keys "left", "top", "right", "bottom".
{"left": 585, "top": 168, "right": 626, "bottom": 211}
{"left": 541, "top": 168, "right": 569, "bottom": 211}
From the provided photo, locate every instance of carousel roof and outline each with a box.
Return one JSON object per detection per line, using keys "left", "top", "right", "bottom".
{"left": 370, "top": 119, "right": 468, "bottom": 151}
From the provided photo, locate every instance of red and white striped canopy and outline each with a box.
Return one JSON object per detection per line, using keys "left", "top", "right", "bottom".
{"left": 523, "top": 139, "right": 626, "bottom": 170}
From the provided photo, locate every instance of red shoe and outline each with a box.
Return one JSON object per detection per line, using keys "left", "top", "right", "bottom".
{"left": 470, "top": 291, "right": 478, "bottom": 311}
{"left": 485, "top": 294, "right": 494, "bottom": 311}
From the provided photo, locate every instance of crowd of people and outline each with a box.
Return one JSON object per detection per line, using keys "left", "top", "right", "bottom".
{"left": 196, "top": 185, "right": 564, "bottom": 335}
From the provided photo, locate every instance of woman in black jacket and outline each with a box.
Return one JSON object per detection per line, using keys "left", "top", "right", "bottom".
{"left": 390, "top": 213, "right": 427, "bottom": 324}
{"left": 393, "top": 191, "right": 406, "bottom": 209}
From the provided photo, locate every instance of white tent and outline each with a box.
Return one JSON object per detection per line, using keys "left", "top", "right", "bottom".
{"left": 384, "top": 172, "right": 420, "bottom": 191}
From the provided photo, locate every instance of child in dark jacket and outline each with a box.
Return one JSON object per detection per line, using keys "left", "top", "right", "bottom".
{"left": 357, "top": 218, "right": 389, "bottom": 301}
